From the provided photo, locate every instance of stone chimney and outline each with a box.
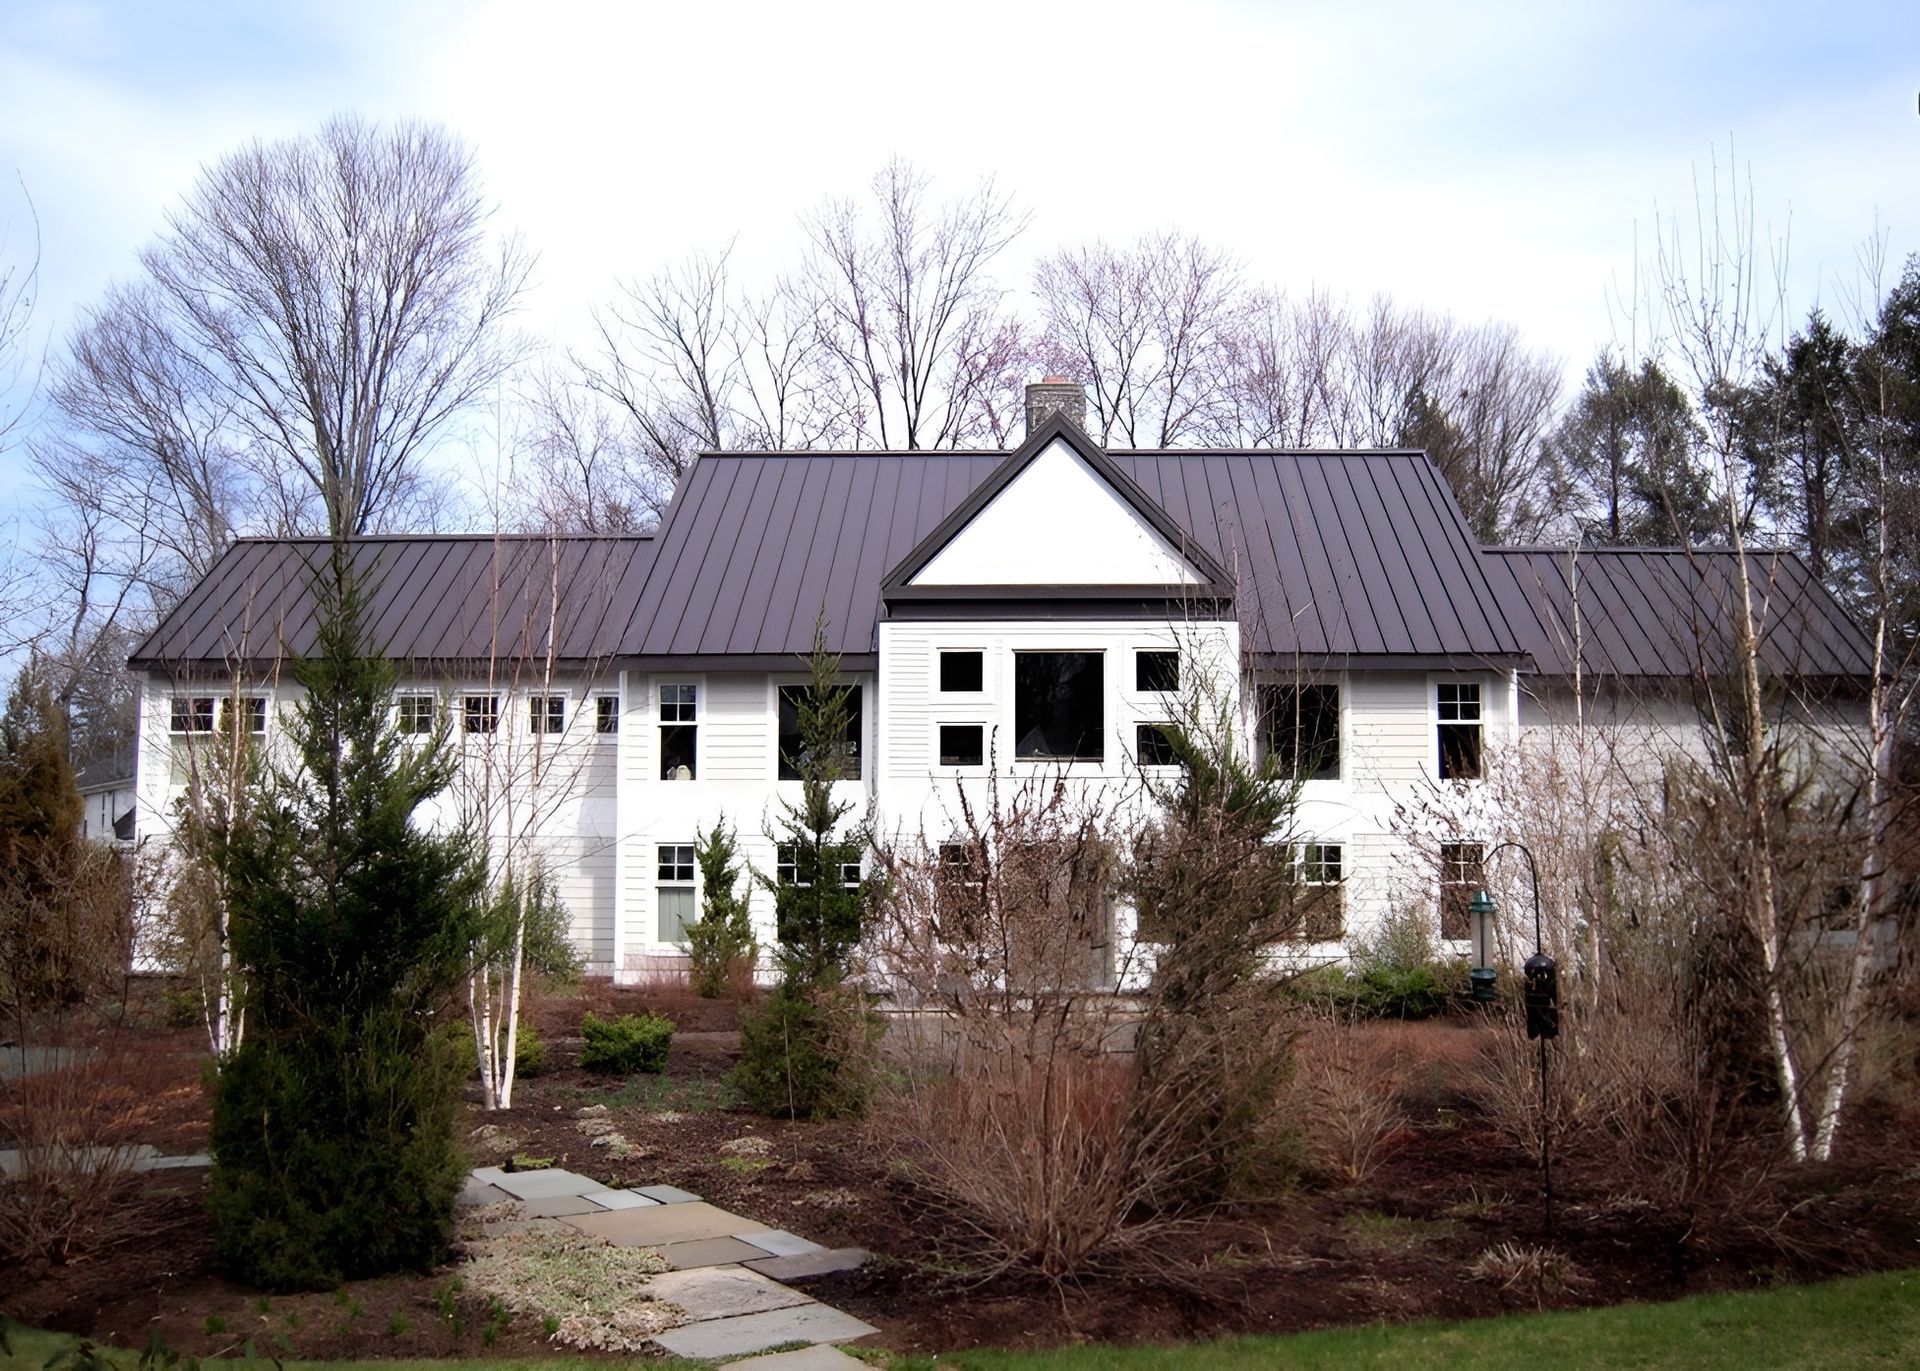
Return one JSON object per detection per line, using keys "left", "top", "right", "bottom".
{"left": 1025, "top": 375, "right": 1087, "bottom": 434}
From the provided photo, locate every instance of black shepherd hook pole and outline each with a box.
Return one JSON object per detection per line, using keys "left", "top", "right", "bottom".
{"left": 1483, "top": 840, "right": 1555, "bottom": 1239}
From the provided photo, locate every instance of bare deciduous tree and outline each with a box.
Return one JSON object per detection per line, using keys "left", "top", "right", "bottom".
{"left": 802, "top": 159, "right": 1029, "bottom": 449}
{"left": 0, "top": 174, "right": 40, "bottom": 454}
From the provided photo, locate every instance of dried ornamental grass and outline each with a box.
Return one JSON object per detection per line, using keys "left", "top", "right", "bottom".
{"left": 458, "top": 1215, "right": 680, "bottom": 1352}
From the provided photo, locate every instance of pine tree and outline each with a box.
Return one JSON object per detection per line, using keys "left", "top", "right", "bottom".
{"left": 0, "top": 658, "right": 88, "bottom": 1012}
{"left": 685, "top": 818, "right": 755, "bottom": 998}
{"left": 206, "top": 546, "right": 486, "bottom": 1289}
{"left": 734, "top": 619, "right": 876, "bottom": 1118}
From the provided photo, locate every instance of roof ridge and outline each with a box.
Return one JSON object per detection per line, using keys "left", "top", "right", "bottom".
{"left": 1487, "top": 544, "right": 1803, "bottom": 556}
{"left": 229, "top": 532, "right": 657, "bottom": 545}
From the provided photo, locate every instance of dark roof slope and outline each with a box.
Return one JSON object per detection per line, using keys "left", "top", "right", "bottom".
{"left": 1482, "top": 547, "right": 1874, "bottom": 678}
{"left": 131, "top": 535, "right": 655, "bottom": 669}
{"left": 618, "top": 438, "right": 1529, "bottom": 664}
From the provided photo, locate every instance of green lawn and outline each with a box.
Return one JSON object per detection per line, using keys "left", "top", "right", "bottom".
{"left": 7, "top": 1268, "right": 1919, "bottom": 1369}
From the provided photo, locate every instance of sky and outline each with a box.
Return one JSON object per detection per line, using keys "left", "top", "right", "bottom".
{"left": 1, "top": 0, "right": 1916, "bottom": 512}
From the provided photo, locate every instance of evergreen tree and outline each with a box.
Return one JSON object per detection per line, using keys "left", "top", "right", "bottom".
{"left": 1546, "top": 353, "right": 1717, "bottom": 545}
{"left": 685, "top": 818, "right": 756, "bottom": 998}
{"left": 734, "top": 620, "right": 876, "bottom": 1118}
{"left": 0, "top": 657, "right": 87, "bottom": 1011}
{"left": 206, "top": 547, "right": 486, "bottom": 1290}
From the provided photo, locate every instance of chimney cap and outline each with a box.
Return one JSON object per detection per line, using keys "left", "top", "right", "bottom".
{"left": 1041, "top": 374, "right": 1072, "bottom": 385}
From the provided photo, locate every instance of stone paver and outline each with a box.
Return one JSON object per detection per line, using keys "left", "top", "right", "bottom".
{"left": 490, "top": 1167, "right": 605, "bottom": 1201}
{"left": 643, "top": 1265, "right": 813, "bottom": 1319}
{"left": 657, "top": 1236, "right": 776, "bottom": 1269}
{"left": 457, "top": 1177, "right": 512, "bottom": 1207}
{"left": 586, "top": 1187, "right": 660, "bottom": 1210}
{"left": 471, "top": 1164, "right": 510, "bottom": 1184}
{"left": 652, "top": 1304, "right": 877, "bottom": 1359}
{"left": 742, "top": 1248, "right": 870, "bottom": 1284}
{"left": 634, "top": 1183, "right": 702, "bottom": 1204}
{"left": 562, "top": 1199, "right": 765, "bottom": 1247}
{"left": 142, "top": 1152, "right": 212, "bottom": 1171}
{"left": 517, "top": 1192, "right": 609, "bottom": 1218}
{"left": 738, "top": 1229, "right": 825, "bottom": 1258}
{"left": 722, "top": 1347, "right": 867, "bottom": 1369}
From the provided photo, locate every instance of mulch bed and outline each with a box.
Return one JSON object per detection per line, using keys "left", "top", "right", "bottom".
{"left": 5, "top": 982, "right": 1918, "bottom": 1360}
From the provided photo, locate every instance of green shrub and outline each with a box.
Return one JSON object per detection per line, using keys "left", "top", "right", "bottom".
{"left": 579, "top": 1012, "right": 674, "bottom": 1074}
{"left": 686, "top": 821, "right": 757, "bottom": 999}
{"left": 1345, "top": 908, "right": 1464, "bottom": 1020}
{"left": 733, "top": 980, "right": 876, "bottom": 1120}
{"left": 208, "top": 1018, "right": 468, "bottom": 1290}
{"left": 518, "top": 874, "right": 586, "bottom": 984}
{"left": 164, "top": 986, "right": 204, "bottom": 1029}
{"left": 514, "top": 1021, "right": 548, "bottom": 1077}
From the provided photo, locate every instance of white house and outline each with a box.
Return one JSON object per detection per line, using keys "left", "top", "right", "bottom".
{"left": 127, "top": 383, "right": 1875, "bottom": 983}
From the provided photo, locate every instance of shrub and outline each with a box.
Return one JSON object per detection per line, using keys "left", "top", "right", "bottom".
{"left": 514, "top": 1022, "right": 548, "bottom": 1078}
{"left": 163, "top": 986, "right": 203, "bottom": 1029}
{"left": 733, "top": 980, "right": 875, "bottom": 1120}
{"left": 518, "top": 874, "right": 585, "bottom": 984}
{"left": 1295, "top": 1023, "right": 1407, "bottom": 1184}
{"left": 1346, "top": 907, "right": 1462, "bottom": 1019}
{"left": 208, "top": 1018, "right": 468, "bottom": 1290}
{"left": 579, "top": 1012, "right": 673, "bottom": 1074}
{"left": 686, "top": 821, "right": 756, "bottom": 999}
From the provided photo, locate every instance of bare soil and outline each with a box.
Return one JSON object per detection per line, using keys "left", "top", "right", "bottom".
{"left": 5, "top": 979, "right": 1918, "bottom": 1360}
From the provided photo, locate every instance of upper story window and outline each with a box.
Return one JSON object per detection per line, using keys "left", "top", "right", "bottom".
{"left": 1135, "top": 650, "right": 1179, "bottom": 693}
{"left": 775, "top": 842, "right": 863, "bottom": 888}
{"left": 463, "top": 694, "right": 500, "bottom": 734}
{"left": 223, "top": 697, "right": 268, "bottom": 736}
{"left": 397, "top": 694, "right": 435, "bottom": 735}
{"left": 1014, "top": 651, "right": 1104, "bottom": 762}
{"left": 659, "top": 683, "right": 697, "bottom": 779}
{"left": 778, "top": 685, "right": 864, "bottom": 781}
{"left": 1263, "top": 683, "right": 1341, "bottom": 781}
{"left": 939, "top": 650, "right": 984, "bottom": 694}
{"left": 1436, "top": 682, "right": 1483, "bottom": 780}
{"left": 169, "top": 696, "right": 216, "bottom": 734}
{"left": 529, "top": 694, "right": 566, "bottom": 735}
{"left": 595, "top": 694, "right": 619, "bottom": 736}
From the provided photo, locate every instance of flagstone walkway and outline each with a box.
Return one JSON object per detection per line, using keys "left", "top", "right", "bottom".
{"left": 461, "top": 1165, "right": 874, "bottom": 1363}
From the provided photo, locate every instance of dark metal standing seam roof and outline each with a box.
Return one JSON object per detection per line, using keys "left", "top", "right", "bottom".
{"left": 1481, "top": 547, "right": 1875, "bottom": 678}
{"left": 129, "top": 535, "right": 657, "bottom": 670}
{"left": 615, "top": 442, "right": 1532, "bottom": 666}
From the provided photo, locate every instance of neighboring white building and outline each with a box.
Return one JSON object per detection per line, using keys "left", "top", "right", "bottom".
{"left": 127, "top": 386, "right": 1875, "bottom": 984}
{"left": 75, "top": 757, "right": 137, "bottom": 846}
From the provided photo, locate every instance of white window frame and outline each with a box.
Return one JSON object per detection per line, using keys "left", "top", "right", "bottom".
{"left": 218, "top": 695, "right": 269, "bottom": 737}
{"left": 1430, "top": 675, "right": 1486, "bottom": 782}
{"left": 656, "top": 842, "right": 696, "bottom": 944}
{"left": 775, "top": 842, "right": 863, "bottom": 889}
{"left": 1011, "top": 647, "right": 1108, "bottom": 766}
{"left": 1130, "top": 647, "right": 1181, "bottom": 698}
{"left": 1259, "top": 673, "right": 1347, "bottom": 784}
{"left": 462, "top": 693, "right": 501, "bottom": 735}
{"left": 396, "top": 693, "right": 437, "bottom": 735}
{"left": 528, "top": 691, "right": 568, "bottom": 736}
{"left": 657, "top": 679, "right": 699, "bottom": 780}
{"left": 932, "top": 720, "right": 989, "bottom": 772}
{"left": 1133, "top": 720, "right": 1180, "bottom": 770}
{"left": 168, "top": 695, "right": 217, "bottom": 735}
{"left": 933, "top": 646, "right": 989, "bottom": 699}
{"left": 592, "top": 691, "right": 620, "bottom": 738}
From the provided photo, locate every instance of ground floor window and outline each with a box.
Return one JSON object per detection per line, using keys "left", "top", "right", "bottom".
{"left": 657, "top": 844, "right": 695, "bottom": 942}
{"left": 1439, "top": 840, "right": 1485, "bottom": 940}
{"left": 1297, "top": 842, "right": 1345, "bottom": 941}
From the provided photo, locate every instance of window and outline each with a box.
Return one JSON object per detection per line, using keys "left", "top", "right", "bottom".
{"left": 463, "top": 694, "right": 500, "bottom": 734}
{"left": 657, "top": 843, "right": 695, "bottom": 943}
{"left": 939, "top": 649, "right": 984, "bottom": 693}
{"left": 1439, "top": 841, "right": 1485, "bottom": 940}
{"left": 529, "top": 694, "right": 565, "bottom": 734}
{"left": 777, "top": 685, "right": 863, "bottom": 781}
{"left": 219, "top": 696, "right": 268, "bottom": 736}
{"left": 1263, "top": 683, "right": 1341, "bottom": 781}
{"left": 595, "top": 694, "right": 619, "bottom": 736}
{"left": 936, "top": 840, "right": 987, "bottom": 941}
{"left": 1135, "top": 722, "right": 1178, "bottom": 767}
{"left": 1437, "top": 681, "right": 1483, "bottom": 780}
{"left": 1014, "top": 651, "right": 1104, "bottom": 761}
{"left": 1135, "top": 650, "right": 1179, "bottom": 693}
{"left": 938, "top": 724, "right": 984, "bottom": 768}
{"left": 397, "top": 695, "right": 435, "bottom": 734}
{"left": 169, "top": 696, "right": 216, "bottom": 734}
{"left": 775, "top": 843, "right": 863, "bottom": 888}
{"left": 659, "top": 683, "right": 697, "bottom": 779}
{"left": 1298, "top": 843, "right": 1345, "bottom": 942}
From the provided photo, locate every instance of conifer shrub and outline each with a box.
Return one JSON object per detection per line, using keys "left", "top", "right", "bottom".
{"left": 514, "top": 1021, "right": 548, "bottom": 1077}
{"left": 685, "top": 821, "right": 756, "bottom": 999}
{"left": 203, "top": 550, "right": 485, "bottom": 1290}
{"left": 579, "top": 1011, "right": 674, "bottom": 1074}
